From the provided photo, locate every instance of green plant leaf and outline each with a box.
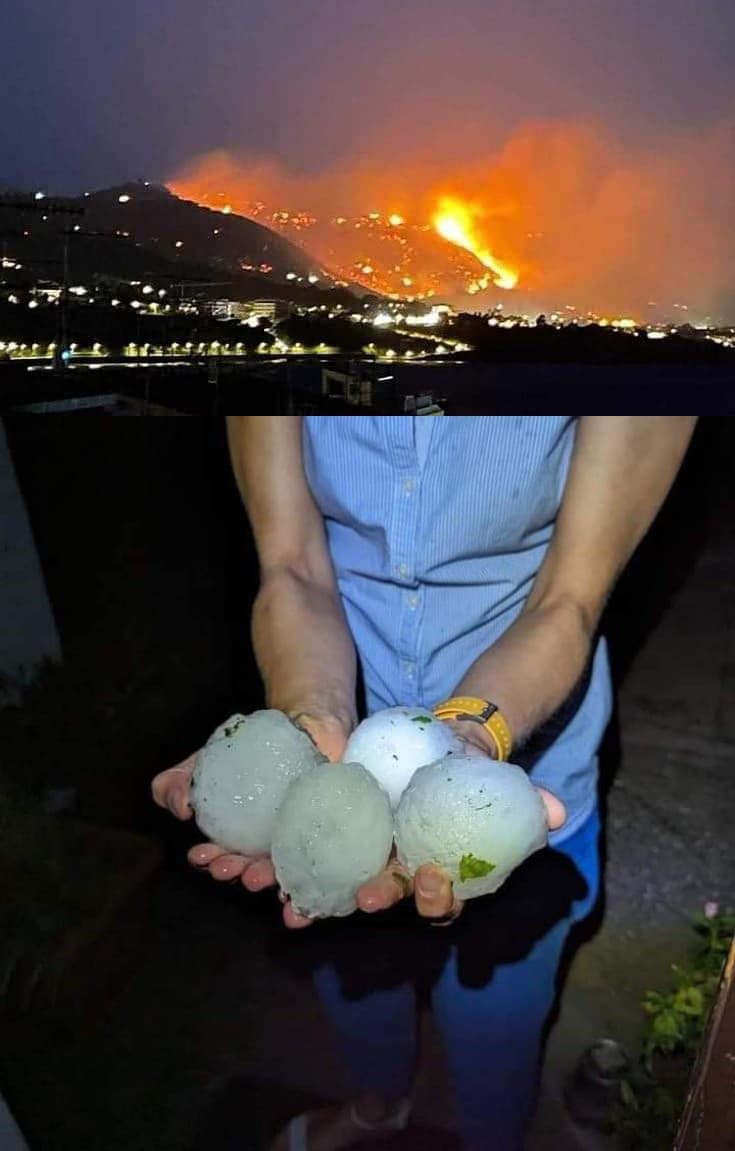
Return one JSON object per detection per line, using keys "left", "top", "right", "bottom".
{"left": 458, "top": 854, "right": 496, "bottom": 882}
{"left": 674, "top": 985, "right": 705, "bottom": 1017}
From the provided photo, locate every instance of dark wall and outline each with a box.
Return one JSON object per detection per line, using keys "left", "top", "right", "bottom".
{"left": 4, "top": 417, "right": 261, "bottom": 833}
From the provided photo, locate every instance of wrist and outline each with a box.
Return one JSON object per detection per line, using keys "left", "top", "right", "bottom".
{"left": 286, "top": 707, "right": 354, "bottom": 763}
{"left": 288, "top": 707, "right": 354, "bottom": 738}
{"left": 444, "top": 717, "right": 499, "bottom": 759}
{"left": 434, "top": 697, "right": 513, "bottom": 760}
{"left": 267, "top": 689, "right": 355, "bottom": 732}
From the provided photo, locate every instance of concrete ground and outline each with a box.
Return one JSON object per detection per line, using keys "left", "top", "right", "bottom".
{"left": 1, "top": 419, "right": 734, "bottom": 1151}
{"left": 531, "top": 457, "right": 735, "bottom": 1150}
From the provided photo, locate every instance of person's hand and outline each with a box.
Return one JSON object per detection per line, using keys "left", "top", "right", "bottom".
{"left": 151, "top": 712, "right": 352, "bottom": 927}
{"left": 355, "top": 785, "right": 565, "bottom": 924}
{"left": 151, "top": 752, "right": 282, "bottom": 893}
{"left": 354, "top": 720, "right": 566, "bottom": 925}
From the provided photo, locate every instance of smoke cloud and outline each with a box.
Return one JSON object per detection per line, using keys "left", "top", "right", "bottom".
{"left": 170, "top": 118, "right": 735, "bottom": 321}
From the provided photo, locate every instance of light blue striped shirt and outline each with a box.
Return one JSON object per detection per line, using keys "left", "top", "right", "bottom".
{"left": 303, "top": 416, "right": 612, "bottom": 842}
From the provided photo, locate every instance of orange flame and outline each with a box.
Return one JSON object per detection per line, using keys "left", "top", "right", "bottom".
{"left": 433, "top": 197, "right": 518, "bottom": 290}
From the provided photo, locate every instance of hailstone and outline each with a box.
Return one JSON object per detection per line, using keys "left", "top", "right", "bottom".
{"left": 394, "top": 755, "right": 548, "bottom": 899}
{"left": 272, "top": 762, "right": 394, "bottom": 918}
{"left": 190, "top": 710, "right": 326, "bottom": 856}
{"left": 342, "top": 707, "right": 464, "bottom": 810}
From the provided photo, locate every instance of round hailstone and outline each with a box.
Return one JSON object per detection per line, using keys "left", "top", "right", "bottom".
{"left": 190, "top": 710, "right": 326, "bottom": 856}
{"left": 272, "top": 762, "right": 394, "bottom": 918}
{"left": 342, "top": 706, "right": 464, "bottom": 810}
{"left": 394, "top": 755, "right": 548, "bottom": 899}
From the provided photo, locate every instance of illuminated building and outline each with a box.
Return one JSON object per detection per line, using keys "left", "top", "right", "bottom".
{"left": 204, "top": 299, "right": 291, "bottom": 324}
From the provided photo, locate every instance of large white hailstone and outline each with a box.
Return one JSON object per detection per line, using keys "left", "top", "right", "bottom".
{"left": 190, "top": 710, "right": 326, "bottom": 856}
{"left": 395, "top": 755, "right": 548, "bottom": 899}
{"left": 272, "top": 762, "right": 394, "bottom": 918}
{"left": 342, "top": 707, "right": 464, "bottom": 810}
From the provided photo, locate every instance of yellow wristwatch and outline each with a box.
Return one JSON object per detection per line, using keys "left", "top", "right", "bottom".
{"left": 432, "top": 696, "right": 513, "bottom": 762}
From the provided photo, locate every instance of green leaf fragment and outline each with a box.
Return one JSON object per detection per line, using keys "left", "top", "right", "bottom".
{"left": 458, "top": 854, "right": 496, "bottom": 882}
{"left": 411, "top": 715, "right": 435, "bottom": 724}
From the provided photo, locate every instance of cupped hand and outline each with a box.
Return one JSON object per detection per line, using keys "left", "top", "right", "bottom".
{"left": 151, "top": 752, "right": 279, "bottom": 891}
{"left": 150, "top": 712, "right": 352, "bottom": 929}
{"left": 151, "top": 713, "right": 565, "bottom": 931}
{"left": 355, "top": 784, "right": 566, "bottom": 925}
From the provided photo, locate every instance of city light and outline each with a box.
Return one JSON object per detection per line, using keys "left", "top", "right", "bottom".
{"left": 405, "top": 308, "right": 443, "bottom": 327}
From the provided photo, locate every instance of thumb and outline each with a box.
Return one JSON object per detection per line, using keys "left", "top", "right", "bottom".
{"left": 536, "top": 786, "right": 566, "bottom": 831}
{"left": 152, "top": 755, "right": 196, "bottom": 819}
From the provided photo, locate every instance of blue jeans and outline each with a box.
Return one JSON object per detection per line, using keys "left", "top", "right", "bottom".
{"left": 313, "top": 808, "right": 601, "bottom": 1151}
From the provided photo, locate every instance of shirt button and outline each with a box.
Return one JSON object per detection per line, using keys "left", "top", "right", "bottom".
{"left": 403, "top": 662, "right": 415, "bottom": 679}
{"left": 398, "top": 563, "right": 410, "bottom": 578}
{"left": 402, "top": 477, "right": 416, "bottom": 494}
{"left": 407, "top": 593, "right": 419, "bottom": 610}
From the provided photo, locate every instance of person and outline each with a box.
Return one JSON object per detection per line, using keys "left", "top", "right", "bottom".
{"left": 153, "top": 415, "right": 696, "bottom": 1151}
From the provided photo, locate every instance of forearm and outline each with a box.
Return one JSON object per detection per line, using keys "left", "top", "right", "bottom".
{"left": 225, "top": 416, "right": 358, "bottom": 736}
{"left": 452, "top": 595, "right": 594, "bottom": 749}
{"left": 452, "top": 416, "right": 696, "bottom": 752}
{"left": 252, "top": 566, "right": 357, "bottom": 734}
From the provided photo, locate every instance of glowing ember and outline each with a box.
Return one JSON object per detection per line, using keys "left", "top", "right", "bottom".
{"left": 433, "top": 197, "right": 518, "bottom": 291}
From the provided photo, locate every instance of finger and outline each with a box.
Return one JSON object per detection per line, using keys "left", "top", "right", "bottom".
{"left": 282, "top": 901, "right": 314, "bottom": 930}
{"left": 357, "top": 864, "right": 414, "bottom": 914}
{"left": 414, "top": 864, "right": 456, "bottom": 919}
{"left": 169, "top": 783, "right": 194, "bottom": 821}
{"left": 241, "top": 857, "right": 276, "bottom": 891}
{"left": 428, "top": 897, "right": 465, "bottom": 927}
{"left": 187, "top": 841, "right": 228, "bottom": 868}
{"left": 151, "top": 756, "right": 196, "bottom": 816}
{"left": 536, "top": 786, "right": 566, "bottom": 831}
{"left": 208, "top": 853, "right": 250, "bottom": 882}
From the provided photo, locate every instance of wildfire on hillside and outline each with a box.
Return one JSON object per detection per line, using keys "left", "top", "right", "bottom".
{"left": 169, "top": 176, "right": 522, "bottom": 303}
{"left": 169, "top": 117, "right": 735, "bottom": 320}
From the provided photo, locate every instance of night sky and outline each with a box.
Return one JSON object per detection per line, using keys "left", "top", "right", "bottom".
{"left": 3, "top": 0, "right": 734, "bottom": 193}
